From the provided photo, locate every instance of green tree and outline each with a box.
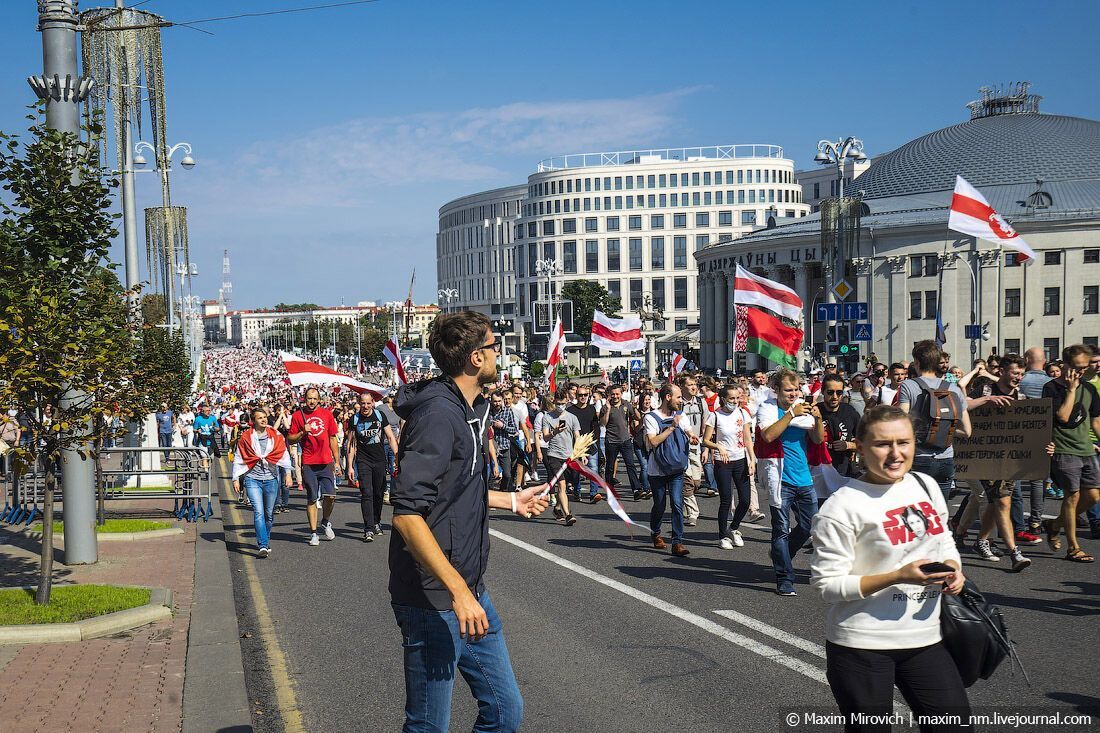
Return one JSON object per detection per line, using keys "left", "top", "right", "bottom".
{"left": 140, "top": 293, "right": 167, "bottom": 325}
{"left": 561, "top": 280, "right": 620, "bottom": 372}
{"left": 273, "top": 302, "right": 321, "bottom": 312}
{"left": 131, "top": 327, "right": 192, "bottom": 412}
{"left": 0, "top": 115, "right": 143, "bottom": 604}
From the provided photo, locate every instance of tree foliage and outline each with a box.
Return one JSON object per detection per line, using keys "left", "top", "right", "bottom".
{"left": 272, "top": 302, "right": 321, "bottom": 312}
{"left": 140, "top": 292, "right": 167, "bottom": 325}
{"left": 561, "top": 280, "right": 620, "bottom": 370}
{"left": 132, "top": 326, "right": 192, "bottom": 411}
{"left": 0, "top": 114, "right": 142, "bottom": 604}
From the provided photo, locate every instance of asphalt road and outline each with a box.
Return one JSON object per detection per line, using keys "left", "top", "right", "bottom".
{"left": 223, "top": 467, "right": 1100, "bottom": 732}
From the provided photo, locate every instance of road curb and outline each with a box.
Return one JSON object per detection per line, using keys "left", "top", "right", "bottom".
{"left": 0, "top": 585, "right": 173, "bottom": 644}
{"left": 183, "top": 472, "right": 253, "bottom": 733}
{"left": 18, "top": 527, "right": 185, "bottom": 542}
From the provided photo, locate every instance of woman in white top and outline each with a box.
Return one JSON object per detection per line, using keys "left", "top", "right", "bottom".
{"left": 702, "top": 385, "right": 755, "bottom": 549}
{"left": 810, "top": 404, "right": 970, "bottom": 731}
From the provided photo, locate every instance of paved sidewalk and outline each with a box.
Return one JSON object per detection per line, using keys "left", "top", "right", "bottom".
{"left": 0, "top": 502, "right": 195, "bottom": 733}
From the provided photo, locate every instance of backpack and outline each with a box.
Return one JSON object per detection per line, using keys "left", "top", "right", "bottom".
{"left": 648, "top": 412, "right": 689, "bottom": 474}
{"left": 909, "top": 377, "right": 963, "bottom": 451}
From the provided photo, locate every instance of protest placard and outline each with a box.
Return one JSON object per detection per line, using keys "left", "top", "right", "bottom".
{"left": 953, "top": 398, "right": 1052, "bottom": 482}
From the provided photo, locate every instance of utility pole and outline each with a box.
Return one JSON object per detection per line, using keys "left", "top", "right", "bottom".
{"left": 114, "top": 0, "right": 140, "bottom": 322}
{"left": 35, "top": 0, "right": 98, "bottom": 564}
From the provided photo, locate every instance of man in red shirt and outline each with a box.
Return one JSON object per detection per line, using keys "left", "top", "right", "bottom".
{"left": 289, "top": 387, "right": 342, "bottom": 546}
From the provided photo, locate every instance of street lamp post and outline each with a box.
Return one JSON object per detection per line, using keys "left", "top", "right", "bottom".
{"left": 636, "top": 293, "right": 664, "bottom": 379}
{"left": 813, "top": 136, "right": 867, "bottom": 301}
{"left": 535, "top": 258, "right": 563, "bottom": 369}
{"left": 437, "top": 288, "right": 459, "bottom": 314}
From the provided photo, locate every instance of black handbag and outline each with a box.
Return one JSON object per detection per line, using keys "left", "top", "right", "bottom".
{"left": 913, "top": 475, "right": 1029, "bottom": 688}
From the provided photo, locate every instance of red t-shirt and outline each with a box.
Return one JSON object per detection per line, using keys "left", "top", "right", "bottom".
{"left": 290, "top": 407, "right": 337, "bottom": 465}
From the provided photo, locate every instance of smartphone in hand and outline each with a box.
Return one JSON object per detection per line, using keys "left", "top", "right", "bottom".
{"left": 919, "top": 562, "right": 955, "bottom": 575}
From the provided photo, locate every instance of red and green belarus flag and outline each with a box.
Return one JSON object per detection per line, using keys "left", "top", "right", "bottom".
{"left": 733, "top": 305, "right": 803, "bottom": 368}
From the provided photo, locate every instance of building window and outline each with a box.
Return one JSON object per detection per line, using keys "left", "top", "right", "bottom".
{"left": 607, "top": 279, "right": 621, "bottom": 309}
{"left": 629, "top": 238, "right": 643, "bottom": 271}
{"left": 673, "top": 213, "right": 687, "bottom": 228}
{"left": 629, "top": 279, "right": 643, "bottom": 309}
{"left": 1044, "top": 287, "right": 1060, "bottom": 315}
{"left": 651, "top": 214, "right": 664, "bottom": 229}
{"left": 1086, "top": 249, "right": 1100, "bottom": 264}
{"left": 651, "top": 237, "right": 665, "bottom": 269}
{"left": 1004, "top": 338, "right": 1021, "bottom": 356}
{"left": 628, "top": 215, "right": 642, "bottom": 230}
{"left": 562, "top": 241, "right": 576, "bottom": 273}
{"left": 1083, "top": 336, "right": 1098, "bottom": 348}
{"left": 1044, "top": 250, "right": 1062, "bottom": 265}
{"left": 718, "top": 210, "right": 732, "bottom": 226}
{"left": 607, "top": 239, "right": 620, "bottom": 272}
{"left": 1084, "top": 285, "right": 1099, "bottom": 315}
{"left": 741, "top": 211, "right": 756, "bottom": 225}
{"left": 909, "top": 254, "right": 938, "bottom": 278}
{"left": 1005, "top": 252, "right": 1021, "bottom": 267}
{"left": 651, "top": 278, "right": 665, "bottom": 310}
{"left": 695, "top": 212, "right": 710, "bottom": 227}
{"left": 696, "top": 234, "right": 709, "bottom": 249}
{"left": 673, "top": 277, "right": 688, "bottom": 310}
{"left": 910, "top": 292, "right": 922, "bottom": 320}
{"left": 562, "top": 218, "right": 576, "bottom": 234}
{"left": 673, "top": 236, "right": 687, "bottom": 269}
{"left": 585, "top": 217, "right": 598, "bottom": 232}
{"left": 542, "top": 221, "right": 555, "bottom": 236}
{"left": 606, "top": 216, "right": 620, "bottom": 231}
{"left": 1044, "top": 338, "right": 1060, "bottom": 363}
{"left": 527, "top": 222, "right": 537, "bottom": 237}
{"left": 543, "top": 241, "right": 555, "bottom": 262}
{"left": 675, "top": 318, "right": 688, "bottom": 331}
{"left": 1004, "top": 288, "right": 1021, "bottom": 317}
{"left": 585, "top": 240, "right": 599, "bottom": 273}
{"left": 925, "top": 291, "right": 938, "bottom": 321}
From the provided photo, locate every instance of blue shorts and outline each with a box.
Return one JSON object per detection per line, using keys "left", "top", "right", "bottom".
{"left": 302, "top": 463, "right": 336, "bottom": 502}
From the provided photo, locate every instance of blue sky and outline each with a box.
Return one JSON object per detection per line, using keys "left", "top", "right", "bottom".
{"left": 2, "top": 0, "right": 1098, "bottom": 309}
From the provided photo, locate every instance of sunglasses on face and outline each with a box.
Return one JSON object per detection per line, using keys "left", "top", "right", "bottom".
{"left": 824, "top": 389, "right": 844, "bottom": 395}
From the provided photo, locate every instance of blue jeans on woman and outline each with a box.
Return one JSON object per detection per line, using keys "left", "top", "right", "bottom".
{"left": 770, "top": 483, "right": 817, "bottom": 594}
{"left": 649, "top": 472, "right": 686, "bottom": 544}
{"left": 391, "top": 591, "right": 523, "bottom": 733}
{"left": 243, "top": 475, "right": 278, "bottom": 550}
{"left": 633, "top": 445, "right": 651, "bottom": 491}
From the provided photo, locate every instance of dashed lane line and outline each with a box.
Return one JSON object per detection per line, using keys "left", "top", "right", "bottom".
{"left": 488, "top": 527, "right": 829, "bottom": 685}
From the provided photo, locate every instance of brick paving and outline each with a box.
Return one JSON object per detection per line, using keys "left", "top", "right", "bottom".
{"left": 0, "top": 501, "right": 197, "bottom": 733}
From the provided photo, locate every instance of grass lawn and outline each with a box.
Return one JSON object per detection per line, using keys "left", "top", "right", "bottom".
{"left": 0, "top": 585, "right": 151, "bottom": 625}
{"left": 38, "top": 519, "right": 174, "bottom": 534}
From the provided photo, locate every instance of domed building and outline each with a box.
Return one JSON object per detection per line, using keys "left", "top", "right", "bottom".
{"left": 695, "top": 85, "right": 1100, "bottom": 372}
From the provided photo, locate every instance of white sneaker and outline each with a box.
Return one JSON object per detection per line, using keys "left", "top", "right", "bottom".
{"left": 308, "top": 533, "right": 320, "bottom": 546}
{"left": 719, "top": 537, "right": 734, "bottom": 550}
{"left": 323, "top": 523, "right": 335, "bottom": 541}
{"left": 730, "top": 530, "right": 744, "bottom": 547}
{"left": 258, "top": 547, "right": 270, "bottom": 558}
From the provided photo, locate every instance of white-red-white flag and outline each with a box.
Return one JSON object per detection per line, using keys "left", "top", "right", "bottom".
{"left": 279, "top": 352, "right": 388, "bottom": 398}
{"left": 383, "top": 338, "right": 408, "bottom": 385}
{"left": 546, "top": 316, "right": 565, "bottom": 393}
{"left": 591, "top": 311, "right": 644, "bottom": 353}
{"left": 949, "top": 175, "right": 1037, "bottom": 263}
{"left": 669, "top": 352, "right": 687, "bottom": 378}
{"left": 733, "top": 264, "right": 803, "bottom": 323}
{"left": 601, "top": 368, "right": 610, "bottom": 386}
{"left": 566, "top": 458, "right": 643, "bottom": 529}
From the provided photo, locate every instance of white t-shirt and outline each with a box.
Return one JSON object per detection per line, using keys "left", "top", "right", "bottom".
{"left": 876, "top": 384, "right": 900, "bottom": 406}
{"left": 810, "top": 472, "right": 962, "bottom": 650}
{"left": 179, "top": 410, "right": 195, "bottom": 436}
{"left": 706, "top": 408, "right": 749, "bottom": 461}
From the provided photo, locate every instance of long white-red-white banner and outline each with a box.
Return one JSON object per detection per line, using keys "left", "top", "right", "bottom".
{"left": 566, "top": 457, "right": 643, "bottom": 528}
{"left": 733, "top": 264, "right": 803, "bottom": 322}
{"left": 591, "top": 310, "right": 644, "bottom": 353}
{"left": 948, "top": 175, "right": 1036, "bottom": 263}
{"left": 280, "top": 352, "right": 388, "bottom": 399}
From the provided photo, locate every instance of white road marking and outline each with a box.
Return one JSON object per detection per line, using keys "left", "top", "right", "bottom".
{"left": 712, "top": 609, "right": 827, "bottom": 659}
{"left": 488, "top": 528, "right": 829, "bottom": 685}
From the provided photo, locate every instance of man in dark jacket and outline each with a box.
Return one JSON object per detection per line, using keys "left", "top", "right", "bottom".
{"left": 389, "top": 311, "right": 548, "bottom": 733}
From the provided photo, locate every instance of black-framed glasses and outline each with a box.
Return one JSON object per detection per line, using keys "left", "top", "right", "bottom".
{"left": 824, "top": 389, "right": 845, "bottom": 395}
{"left": 473, "top": 341, "right": 502, "bottom": 355}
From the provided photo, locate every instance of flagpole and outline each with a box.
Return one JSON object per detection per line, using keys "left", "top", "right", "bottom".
{"left": 997, "top": 244, "right": 1003, "bottom": 355}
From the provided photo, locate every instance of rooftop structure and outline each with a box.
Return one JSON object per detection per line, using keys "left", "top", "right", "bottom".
{"left": 537, "top": 144, "right": 785, "bottom": 172}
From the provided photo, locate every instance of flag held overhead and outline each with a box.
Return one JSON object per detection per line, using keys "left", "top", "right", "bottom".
{"left": 948, "top": 175, "right": 1037, "bottom": 263}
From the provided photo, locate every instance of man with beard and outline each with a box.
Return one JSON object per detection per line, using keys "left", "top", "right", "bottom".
{"left": 389, "top": 311, "right": 549, "bottom": 732}
{"left": 346, "top": 392, "right": 399, "bottom": 542}
{"left": 288, "top": 387, "right": 342, "bottom": 546}
{"left": 817, "top": 374, "right": 861, "bottom": 480}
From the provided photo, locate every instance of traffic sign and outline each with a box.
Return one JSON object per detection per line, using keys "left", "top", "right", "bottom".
{"left": 629, "top": 358, "right": 642, "bottom": 372}
{"left": 815, "top": 303, "right": 841, "bottom": 322}
{"left": 964, "top": 324, "right": 982, "bottom": 340}
{"left": 832, "top": 279, "right": 854, "bottom": 301}
{"left": 841, "top": 302, "right": 869, "bottom": 321}
{"left": 852, "top": 323, "right": 872, "bottom": 341}
{"left": 827, "top": 343, "right": 859, "bottom": 356}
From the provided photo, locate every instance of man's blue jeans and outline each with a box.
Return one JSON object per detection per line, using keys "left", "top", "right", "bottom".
{"left": 649, "top": 472, "right": 685, "bottom": 544}
{"left": 276, "top": 466, "right": 291, "bottom": 507}
{"left": 243, "top": 475, "right": 278, "bottom": 550}
{"left": 392, "top": 592, "right": 523, "bottom": 733}
{"left": 770, "top": 483, "right": 817, "bottom": 592}
{"left": 911, "top": 455, "right": 954, "bottom": 504}
{"left": 158, "top": 431, "right": 173, "bottom": 462}
{"left": 570, "top": 452, "right": 600, "bottom": 498}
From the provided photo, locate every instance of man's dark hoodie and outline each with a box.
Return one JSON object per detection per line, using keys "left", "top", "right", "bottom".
{"left": 388, "top": 376, "right": 491, "bottom": 610}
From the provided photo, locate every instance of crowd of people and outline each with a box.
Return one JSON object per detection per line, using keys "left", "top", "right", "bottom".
{"left": 178, "top": 329, "right": 1100, "bottom": 732}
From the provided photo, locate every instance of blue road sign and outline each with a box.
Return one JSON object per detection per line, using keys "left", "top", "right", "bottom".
{"left": 852, "top": 323, "right": 873, "bottom": 341}
{"left": 841, "top": 302, "right": 869, "bottom": 321}
{"left": 629, "top": 358, "right": 642, "bottom": 372}
{"left": 815, "top": 303, "right": 841, "bottom": 322}
{"left": 964, "top": 324, "right": 982, "bottom": 340}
